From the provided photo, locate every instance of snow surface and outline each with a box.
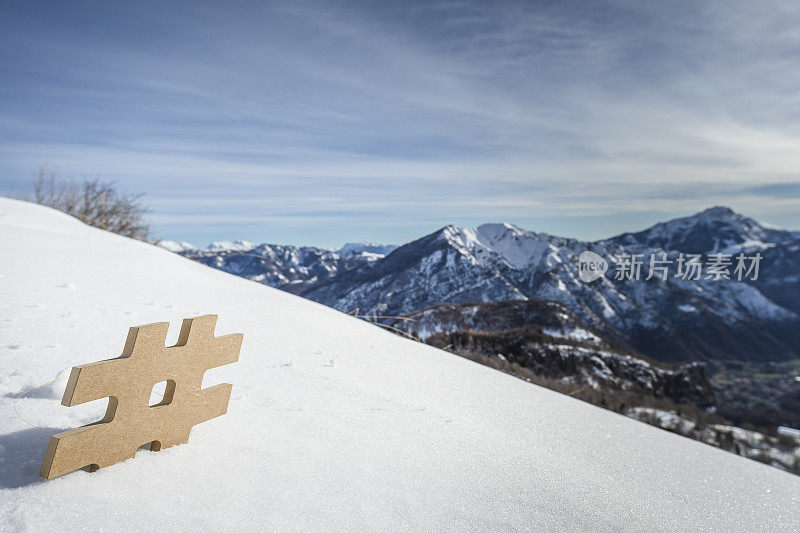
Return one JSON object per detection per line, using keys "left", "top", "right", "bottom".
{"left": 1, "top": 197, "right": 799, "bottom": 531}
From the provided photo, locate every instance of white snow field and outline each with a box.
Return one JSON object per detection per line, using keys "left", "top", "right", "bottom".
{"left": 0, "top": 197, "right": 798, "bottom": 532}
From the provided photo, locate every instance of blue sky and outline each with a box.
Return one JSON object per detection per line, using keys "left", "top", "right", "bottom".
{"left": 2, "top": 0, "right": 800, "bottom": 248}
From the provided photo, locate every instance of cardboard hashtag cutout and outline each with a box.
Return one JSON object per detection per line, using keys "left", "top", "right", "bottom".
{"left": 40, "top": 314, "right": 243, "bottom": 479}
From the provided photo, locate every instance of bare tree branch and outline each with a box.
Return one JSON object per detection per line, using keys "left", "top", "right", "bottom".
{"left": 19, "top": 170, "right": 153, "bottom": 242}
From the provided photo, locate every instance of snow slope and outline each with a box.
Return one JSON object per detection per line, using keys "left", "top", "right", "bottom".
{"left": 0, "top": 197, "right": 798, "bottom": 531}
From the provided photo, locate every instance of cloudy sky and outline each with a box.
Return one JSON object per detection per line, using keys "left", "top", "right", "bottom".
{"left": 2, "top": 0, "right": 799, "bottom": 247}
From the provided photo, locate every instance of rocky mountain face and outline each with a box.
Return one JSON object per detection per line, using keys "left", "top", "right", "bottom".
{"left": 387, "top": 300, "right": 716, "bottom": 409}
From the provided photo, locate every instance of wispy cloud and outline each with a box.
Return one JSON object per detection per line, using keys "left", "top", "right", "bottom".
{"left": 1, "top": 0, "right": 799, "bottom": 246}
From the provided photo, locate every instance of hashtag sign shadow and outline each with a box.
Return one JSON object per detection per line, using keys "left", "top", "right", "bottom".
{"left": 40, "top": 314, "right": 242, "bottom": 479}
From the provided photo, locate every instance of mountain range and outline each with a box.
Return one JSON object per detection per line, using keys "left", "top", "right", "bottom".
{"left": 165, "top": 207, "right": 800, "bottom": 366}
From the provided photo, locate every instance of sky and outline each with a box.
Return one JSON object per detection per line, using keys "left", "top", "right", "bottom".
{"left": 2, "top": 0, "right": 800, "bottom": 248}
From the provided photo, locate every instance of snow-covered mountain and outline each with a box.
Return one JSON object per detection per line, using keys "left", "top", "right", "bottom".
{"left": 207, "top": 239, "right": 257, "bottom": 252}
{"left": 301, "top": 208, "right": 800, "bottom": 364}
{"left": 3, "top": 198, "right": 800, "bottom": 530}
{"left": 608, "top": 206, "right": 795, "bottom": 255}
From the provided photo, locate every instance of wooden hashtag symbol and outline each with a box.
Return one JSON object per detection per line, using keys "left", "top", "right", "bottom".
{"left": 40, "top": 315, "right": 242, "bottom": 479}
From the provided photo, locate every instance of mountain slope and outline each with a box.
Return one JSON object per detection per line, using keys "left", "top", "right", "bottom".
{"left": 2, "top": 197, "right": 799, "bottom": 530}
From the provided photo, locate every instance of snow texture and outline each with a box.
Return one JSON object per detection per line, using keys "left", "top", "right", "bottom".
{"left": 1, "top": 198, "right": 799, "bottom": 531}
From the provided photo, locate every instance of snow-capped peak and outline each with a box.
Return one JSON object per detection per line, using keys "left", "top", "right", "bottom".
{"left": 439, "top": 225, "right": 487, "bottom": 250}
{"left": 427, "top": 223, "right": 560, "bottom": 272}
{"left": 207, "top": 240, "right": 256, "bottom": 252}
{"left": 475, "top": 222, "right": 525, "bottom": 237}
{"left": 700, "top": 205, "right": 737, "bottom": 218}
{"left": 607, "top": 206, "right": 794, "bottom": 254}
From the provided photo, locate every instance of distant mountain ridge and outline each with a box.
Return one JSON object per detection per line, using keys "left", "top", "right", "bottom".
{"left": 159, "top": 241, "right": 397, "bottom": 291}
